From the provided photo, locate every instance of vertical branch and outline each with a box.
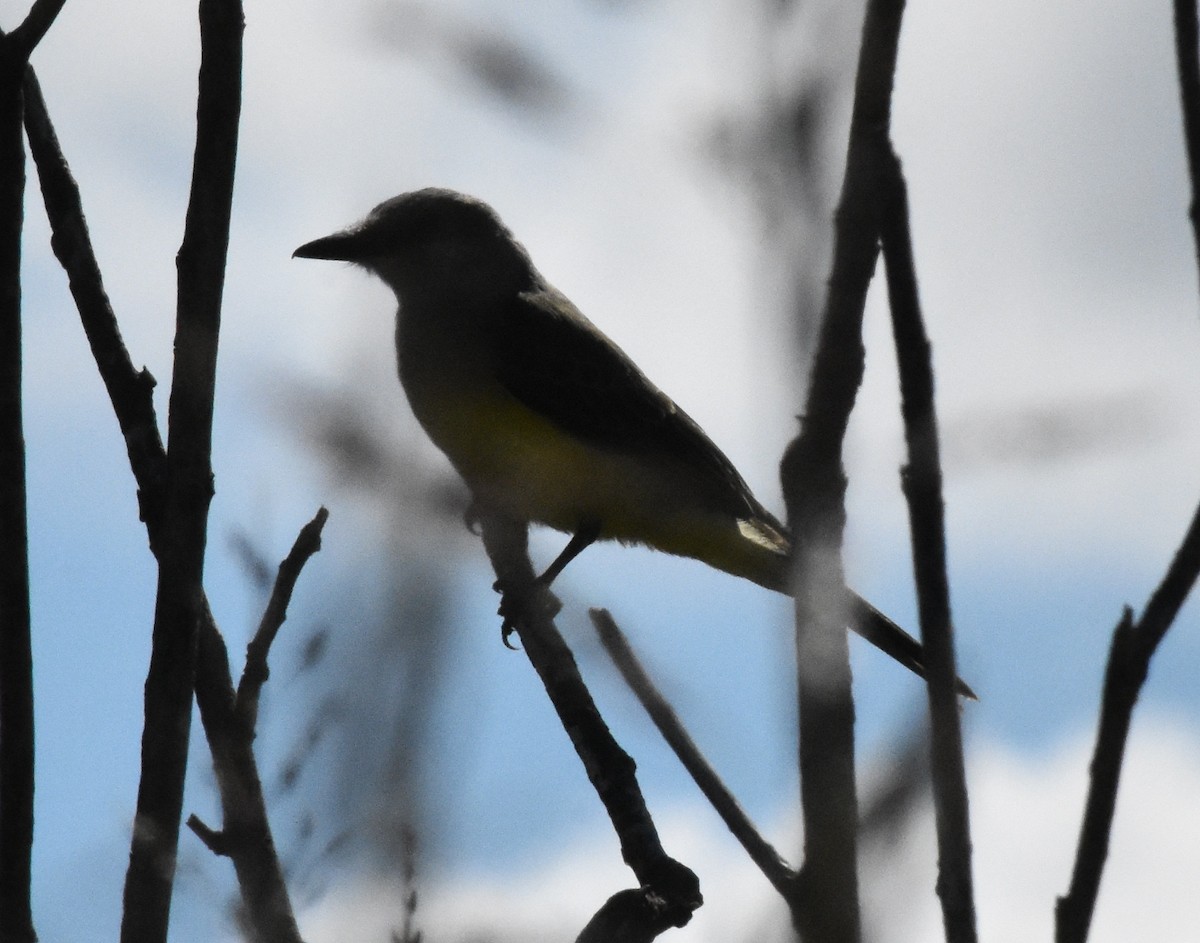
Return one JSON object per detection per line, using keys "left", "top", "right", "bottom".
{"left": 120, "top": 1, "right": 244, "bottom": 939}
{"left": 1173, "top": 0, "right": 1200, "bottom": 295}
{"left": 879, "top": 154, "right": 977, "bottom": 943}
{"left": 778, "top": 1, "right": 908, "bottom": 940}
{"left": 0, "top": 6, "right": 68, "bottom": 940}
{"left": 0, "top": 38, "right": 34, "bottom": 943}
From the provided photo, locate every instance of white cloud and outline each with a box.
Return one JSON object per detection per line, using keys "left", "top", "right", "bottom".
{"left": 300, "top": 719, "right": 1200, "bottom": 943}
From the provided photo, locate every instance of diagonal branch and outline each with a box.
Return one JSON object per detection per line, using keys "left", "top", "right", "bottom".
{"left": 6, "top": 0, "right": 68, "bottom": 60}
{"left": 22, "top": 71, "right": 169, "bottom": 533}
{"left": 189, "top": 510, "right": 327, "bottom": 943}
{"left": 238, "top": 507, "right": 330, "bottom": 725}
{"left": 477, "top": 513, "right": 701, "bottom": 938}
{"left": 1055, "top": 499, "right": 1200, "bottom": 943}
{"left": 1055, "top": 7, "right": 1200, "bottom": 938}
{"left": 879, "top": 151, "right": 977, "bottom": 943}
{"left": 590, "top": 608, "right": 798, "bottom": 899}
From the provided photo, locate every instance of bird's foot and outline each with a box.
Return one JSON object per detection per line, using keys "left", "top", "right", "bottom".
{"left": 493, "top": 577, "right": 561, "bottom": 648}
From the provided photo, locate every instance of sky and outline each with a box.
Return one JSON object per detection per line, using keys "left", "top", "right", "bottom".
{"left": 9, "top": 0, "right": 1200, "bottom": 939}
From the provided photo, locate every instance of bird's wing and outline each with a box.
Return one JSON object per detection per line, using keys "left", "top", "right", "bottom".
{"left": 491, "top": 287, "right": 769, "bottom": 522}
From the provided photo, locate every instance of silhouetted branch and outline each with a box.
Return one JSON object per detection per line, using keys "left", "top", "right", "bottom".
{"left": 119, "top": 1, "right": 244, "bottom": 937}
{"left": 476, "top": 513, "right": 701, "bottom": 935}
{"left": 1056, "top": 499, "right": 1200, "bottom": 943}
{"left": 777, "top": 1, "right": 910, "bottom": 940}
{"left": 189, "top": 512, "right": 326, "bottom": 943}
{"left": 5, "top": 0, "right": 67, "bottom": 59}
{"left": 0, "top": 8, "right": 69, "bottom": 937}
{"left": 26, "top": 52, "right": 303, "bottom": 943}
{"left": 1054, "top": 11, "right": 1200, "bottom": 937}
{"left": 22, "top": 71, "right": 169, "bottom": 533}
{"left": 239, "top": 507, "right": 330, "bottom": 725}
{"left": 575, "top": 888, "right": 691, "bottom": 943}
{"left": 1173, "top": 0, "right": 1200, "bottom": 297}
{"left": 0, "top": 33, "right": 32, "bottom": 943}
{"left": 590, "top": 608, "right": 797, "bottom": 899}
{"left": 879, "top": 152, "right": 977, "bottom": 943}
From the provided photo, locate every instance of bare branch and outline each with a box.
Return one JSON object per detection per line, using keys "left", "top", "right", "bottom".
{"left": 879, "top": 152, "right": 977, "bottom": 943}
{"left": 185, "top": 814, "right": 231, "bottom": 857}
{"left": 1173, "top": 0, "right": 1200, "bottom": 300}
{"left": 477, "top": 512, "right": 701, "bottom": 933}
{"left": 27, "top": 56, "right": 303, "bottom": 943}
{"left": 194, "top": 510, "right": 327, "bottom": 943}
{"left": 575, "top": 888, "right": 691, "bottom": 943}
{"left": 238, "top": 507, "right": 330, "bottom": 725}
{"left": 22, "top": 70, "right": 169, "bottom": 533}
{"left": 1055, "top": 8, "right": 1200, "bottom": 936}
{"left": 590, "top": 608, "right": 798, "bottom": 899}
{"left": 778, "top": 1, "right": 911, "bottom": 939}
{"left": 1056, "top": 500, "right": 1200, "bottom": 943}
{"left": 119, "top": 0, "right": 244, "bottom": 933}
{"left": 6, "top": 0, "right": 68, "bottom": 60}
{"left": 0, "top": 30, "right": 34, "bottom": 943}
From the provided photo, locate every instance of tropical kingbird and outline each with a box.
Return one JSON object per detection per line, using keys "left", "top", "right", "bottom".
{"left": 295, "top": 188, "right": 971, "bottom": 695}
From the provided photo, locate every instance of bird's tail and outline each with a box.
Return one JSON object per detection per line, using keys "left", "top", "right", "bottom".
{"left": 846, "top": 593, "right": 976, "bottom": 700}
{"left": 738, "top": 515, "right": 976, "bottom": 700}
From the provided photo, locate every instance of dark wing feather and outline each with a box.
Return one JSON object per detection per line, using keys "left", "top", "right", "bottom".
{"left": 490, "top": 286, "right": 768, "bottom": 522}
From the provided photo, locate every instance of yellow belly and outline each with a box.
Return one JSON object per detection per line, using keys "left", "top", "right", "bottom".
{"left": 406, "top": 380, "right": 789, "bottom": 590}
{"left": 416, "top": 381, "right": 658, "bottom": 532}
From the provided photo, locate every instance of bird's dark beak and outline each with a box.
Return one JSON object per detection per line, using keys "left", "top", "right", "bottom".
{"left": 293, "top": 230, "right": 367, "bottom": 261}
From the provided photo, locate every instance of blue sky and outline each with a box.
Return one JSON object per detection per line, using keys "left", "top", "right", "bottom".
{"left": 13, "top": 0, "right": 1200, "bottom": 939}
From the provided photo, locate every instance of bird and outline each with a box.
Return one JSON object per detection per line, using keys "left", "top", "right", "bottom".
{"left": 295, "top": 187, "right": 973, "bottom": 696}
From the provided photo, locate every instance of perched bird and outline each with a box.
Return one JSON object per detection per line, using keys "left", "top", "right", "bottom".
{"left": 295, "top": 188, "right": 971, "bottom": 695}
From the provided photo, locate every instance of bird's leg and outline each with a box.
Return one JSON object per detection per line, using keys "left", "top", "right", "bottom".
{"left": 536, "top": 518, "right": 601, "bottom": 588}
{"left": 494, "top": 519, "right": 600, "bottom": 648}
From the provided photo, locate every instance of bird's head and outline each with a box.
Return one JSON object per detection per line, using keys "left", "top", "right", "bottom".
{"left": 294, "top": 188, "right": 538, "bottom": 298}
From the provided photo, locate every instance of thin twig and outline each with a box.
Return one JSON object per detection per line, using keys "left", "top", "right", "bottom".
{"left": 1173, "top": 0, "right": 1200, "bottom": 299}
{"left": 879, "top": 151, "right": 977, "bottom": 943}
{"left": 1056, "top": 500, "right": 1200, "bottom": 943}
{"left": 476, "top": 513, "right": 701, "bottom": 936}
{"left": 777, "top": 1, "right": 910, "bottom": 940}
{"left": 590, "top": 608, "right": 797, "bottom": 898}
{"left": 185, "top": 814, "right": 231, "bottom": 856}
{"left": 200, "top": 513, "right": 326, "bottom": 943}
{"left": 238, "top": 507, "right": 330, "bottom": 725}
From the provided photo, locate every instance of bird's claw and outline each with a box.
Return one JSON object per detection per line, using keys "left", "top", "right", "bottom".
{"left": 493, "top": 577, "right": 562, "bottom": 647}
